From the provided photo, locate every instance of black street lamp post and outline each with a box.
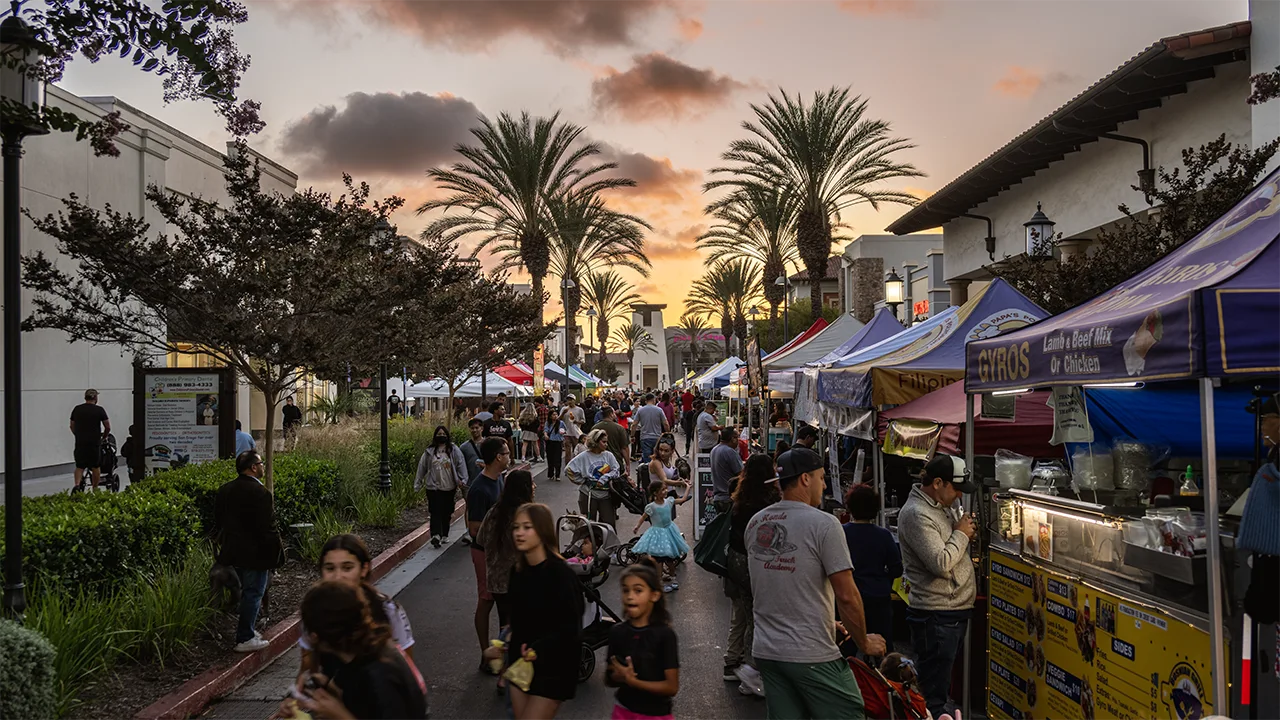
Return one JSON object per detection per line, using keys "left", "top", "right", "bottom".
{"left": 774, "top": 274, "right": 790, "bottom": 342}
{"left": 2, "top": 0, "right": 48, "bottom": 619}
{"left": 378, "top": 362, "right": 391, "bottom": 494}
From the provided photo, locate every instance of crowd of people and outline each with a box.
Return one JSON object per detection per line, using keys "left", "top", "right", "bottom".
{"left": 203, "top": 385, "right": 978, "bottom": 720}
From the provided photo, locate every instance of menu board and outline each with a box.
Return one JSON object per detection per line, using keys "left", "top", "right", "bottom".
{"left": 987, "top": 550, "right": 1218, "bottom": 720}
{"left": 140, "top": 371, "right": 228, "bottom": 474}
{"left": 692, "top": 451, "right": 714, "bottom": 541}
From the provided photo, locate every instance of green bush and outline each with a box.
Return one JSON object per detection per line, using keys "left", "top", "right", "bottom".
{"left": 350, "top": 487, "right": 400, "bottom": 527}
{"left": 297, "top": 509, "right": 355, "bottom": 565}
{"left": 123, "top": 543, "right": 215, "bottom": 667}
{"left": 0, "top": 618, "right": 57, "bottom": 720}
{"left": 451, "top": 425, "right": 472, "bottom": 446}
{"left": 1, "top": 490, "right": 197, "bottom": 594}
{"left": 135, "top": 454, "right": 339, "bottom": 534}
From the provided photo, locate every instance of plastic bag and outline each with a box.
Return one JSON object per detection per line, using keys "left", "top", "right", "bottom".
{"left": 995, "top": 449, "right": 1033, "bottom": 490}
{"left": 1071, "top": 446, "right": 1114, "bottom": 491}
{"left": 1111, "top": 438, "right": 1168, "bottom": 492}
{"left": 503, "top": 647, "right": 537, "bottom": 692}
{"left": 1031, "top": 460, "right": 1070, "bottom": 488}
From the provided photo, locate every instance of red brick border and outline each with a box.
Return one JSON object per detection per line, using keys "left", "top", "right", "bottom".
{"left": 135, "top": 499, "right": 466, "bottom": 720}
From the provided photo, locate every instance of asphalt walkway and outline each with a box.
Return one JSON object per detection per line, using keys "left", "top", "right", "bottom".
{"left": 204, "top": 444, "right": 765, "bottom": 720}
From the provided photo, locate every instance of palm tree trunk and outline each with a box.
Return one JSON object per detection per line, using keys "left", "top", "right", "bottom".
{"left": 563, "top": 282, "right": 581, "bottom": 367}
{"left": 627, "top": 350, "right": 635, "bottom": 388}
{"left": 721, "top": 315, "right": 732, "bottom": 360}
{"left": 768, "top": 302, "right": 779, "bottom": 350}
{"left": 597, "top": 317, "right": 609, "bottom": 366}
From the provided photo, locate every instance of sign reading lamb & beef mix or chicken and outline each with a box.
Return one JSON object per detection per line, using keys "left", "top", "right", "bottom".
{"left": 135, "top": 368, "right": 236, "bottom": 475}
{"left": 986, "top": 550, "right": 1220, "bottom": 720}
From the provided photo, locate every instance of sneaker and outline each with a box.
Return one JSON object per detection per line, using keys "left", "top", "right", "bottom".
{"left": 735, "top": 665, "right": 765, "bottom": 697}
{"left": 668, "top": 581, "right": 679, "bottom": 590}
{"left": 662, "top": 583, "right": 676, "bottom": 593}
{"left": 234, "top": 637, "right": 269, "bottom": 652}
{"left": 460, "top": 536, "right": 471, "bottom": 546}
{"left": 738, "top": 682, "right": 755, "bottom": 696}
{"left": 431, "top": 535, "right": 441, "bottom": 548}
{"left": 723, "top": 665, "right": 740, "bottom": 681}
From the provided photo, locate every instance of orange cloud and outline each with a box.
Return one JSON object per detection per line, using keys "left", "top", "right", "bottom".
{"left": 837, "top": 0, "right": 923, "bottom": 15}
{"left": 591, "top": 53, "right": 748, "bottom": 121}
{"left": 992, "top": 67, "right": 1077, "bottom": 98}
{"left": 596, "top": 143, "right": 703, "bottom": 204}
{"left": 678, "top": 17, "right": 704, "bottom": 40}
{"left": 644, "top": 224, "right": 706, "bottom": 261}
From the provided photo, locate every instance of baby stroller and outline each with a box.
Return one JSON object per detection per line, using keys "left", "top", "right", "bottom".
{"left": 72, "top": 433, "right": 120, "bottom": 493}
{"left": 848, "top": 656, "right": 929, "bottom": 720}
{"left": 557, "top": 514, "right": 627, "bottom": 682}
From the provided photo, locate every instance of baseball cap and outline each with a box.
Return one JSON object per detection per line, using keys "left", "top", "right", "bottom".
{"left": 795, "top": 425, "right": 819, "bottom": 443}
{"left": 923, "top": 454, "right": 979, "bottom": 493}
{"left": 776, "top": 447, "right": 824, "bottom": 482}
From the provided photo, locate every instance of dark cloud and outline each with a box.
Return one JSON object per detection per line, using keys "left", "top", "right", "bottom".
{"left": 269, "top": 0, "right": 690, "bottom": 55}
{"left": 596, "top": 142, "right": 703, "bottom": 202}
{"left": 591, "top": 53, "right": 747, "bottom": 121}
{"left": 279, "top": 92, "right": 482, "bottom": 178}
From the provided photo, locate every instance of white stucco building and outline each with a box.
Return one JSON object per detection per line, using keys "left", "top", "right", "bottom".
{"left": 0, "top": 86, "right": 300, "bottom": 480}
{"left": 886, "top": 16, "right": 1277, "bottom": 299}
{"left": 626, "top": 303, "right": 670, "bottom": 390}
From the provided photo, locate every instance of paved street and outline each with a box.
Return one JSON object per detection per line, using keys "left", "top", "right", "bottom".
{"left": 205, "top": 443, "right": 766, "bottom": 720}
{"left": 0, "top": 470, "right": 129, "bottom": 498}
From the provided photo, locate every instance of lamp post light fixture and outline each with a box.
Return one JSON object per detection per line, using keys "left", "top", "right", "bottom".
{"left": 884, "top": 267, "right": 904, "bottom": 321}
{"left": 2, "top": 0, "right": 49, "bottom": 619}
{"left": 1024, "top": 202, "right": 1056, "bottom": 257}
{"left": 774, "top": 274, "right": 790, "bottom": 342}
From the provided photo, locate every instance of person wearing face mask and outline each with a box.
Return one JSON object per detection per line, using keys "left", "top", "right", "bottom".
{"left": 417, "top": 425, "right": 468, "bottom": 548}
{"left": 897, "top": 453, "right": 980, "bottom": 720}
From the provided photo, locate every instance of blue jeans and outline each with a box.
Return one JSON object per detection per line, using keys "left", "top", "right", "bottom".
{"left": 235, "top": 567, "right": 270, "bottom": 643}
{"left": 640, "top": 437, "right": 658, "bottom": 463}
{"left": 906, "top": 607, "right": 969, "bottom": 720}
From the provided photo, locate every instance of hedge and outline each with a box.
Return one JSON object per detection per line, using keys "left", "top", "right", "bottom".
{"left": 0, "top": 619, "right": 57, "bottom": 720}
{"left": 0, "top": 489, "right": 197, "bottom": 595}
{"left": 136, "top": 454, "right": 340, "bottom": 534}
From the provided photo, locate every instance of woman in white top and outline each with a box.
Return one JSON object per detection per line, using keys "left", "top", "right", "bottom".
{"left": 565, "top": 428, "right": 622, "bottom": 528}
{"left": 417, "top": 425, "right": 467, "bottom": 547}
{"left": 559, "top": 395, "right": 584, "bottom": 463}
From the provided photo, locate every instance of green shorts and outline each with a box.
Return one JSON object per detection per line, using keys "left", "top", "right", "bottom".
{"left": 755, "top": 657, "right": 865, "bottom": 720}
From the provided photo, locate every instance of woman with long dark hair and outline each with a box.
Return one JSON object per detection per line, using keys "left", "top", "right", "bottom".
{"left": 476, "top": 469, "right": 537, "bottom": 627}
{"left": 483, "top": 503, "right": 582, "bottom": 719}
{"left": 293, "top": 581, "right": 427, "bottom": 719}
{"left": 723, "top": 454, "right": 782, "bottom": 696}
{"left": 417, "top": 425, "right": 466, "bottom": 547}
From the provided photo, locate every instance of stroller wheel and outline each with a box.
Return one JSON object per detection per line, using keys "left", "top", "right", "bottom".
{"left": 614, "top": 538, "right": 639, "bottom": 567}
{"left": 577, "top": 643, "right": 596, "bottom": 683}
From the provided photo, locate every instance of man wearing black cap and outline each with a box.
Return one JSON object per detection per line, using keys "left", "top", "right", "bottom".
{"left": 745, "top": 447, "right": 886, "bottom": 719}
{"left": 897, "top": 453, "right": 979, "bottom": 720}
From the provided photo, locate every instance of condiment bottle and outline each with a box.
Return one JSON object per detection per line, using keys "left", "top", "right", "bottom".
{"left": 1178, "top": 465, "right": 1200, "bottom": 497}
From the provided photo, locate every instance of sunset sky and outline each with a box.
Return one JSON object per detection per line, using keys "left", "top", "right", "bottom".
{"left": 59, "top": 0, "right": 1243, "bottom": 325}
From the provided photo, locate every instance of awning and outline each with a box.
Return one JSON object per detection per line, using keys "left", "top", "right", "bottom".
{"left": 764, "top": 314, "right": 865, "bottom": 369}
{"left": 876, "top": 382, "right": 1055, "bottom": 458}
{"left": 810, "top": 307, "right": 906, "bottom": 366}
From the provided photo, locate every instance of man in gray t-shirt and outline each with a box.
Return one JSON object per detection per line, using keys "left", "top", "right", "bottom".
{"left": 633, "top": 394, "right": 669, "bottom": 463}
{"left": 696, "top": 401, "right": 722, "bottom": 452}
{"left": 746, "top": 447, "right": 886, "bottom": 719}
{"left": 710, "top": 427, "right": 742, "bottom": 510}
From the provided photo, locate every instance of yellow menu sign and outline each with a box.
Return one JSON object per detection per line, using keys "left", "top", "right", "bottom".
{"left": 987, "top": 550, "right": 1219, "bottom": 720}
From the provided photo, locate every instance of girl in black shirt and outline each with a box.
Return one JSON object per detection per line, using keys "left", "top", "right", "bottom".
{"left": 483, "top": 502, "right": 583, "bottom": 719}
{"left": 606, "top": 560, "right": 680, "bottom": 719}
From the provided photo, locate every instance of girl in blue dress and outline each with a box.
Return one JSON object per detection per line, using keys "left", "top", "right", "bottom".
{"left": 631, "top": 481, "right": 692, "bottom": 592}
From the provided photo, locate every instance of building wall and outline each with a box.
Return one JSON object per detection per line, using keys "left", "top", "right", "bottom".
{"left": 628, "top": 306, "right": 669, "bottom": 389}
{"left": 0, "top": 87, "right": 297, "bottom": 476}
{"left": 838, "top": 234, "right": 940, "bottom": 317}
{"left": 940, "top": 61, "right": 1253, "bottom": 281}
{"left": 1252, "top": 0, "right": 1280, "bottom": 175}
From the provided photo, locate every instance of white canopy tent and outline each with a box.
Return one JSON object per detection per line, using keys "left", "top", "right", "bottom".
{"left": 406, "top": 372, "right": 534, "bottom": 398}
{"left": 693, "top": 356, "right": 743, "bottom": 391}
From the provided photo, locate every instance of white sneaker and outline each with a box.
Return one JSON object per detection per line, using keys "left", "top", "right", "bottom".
{"left": 234, "top": 637, "right": 269, "bottom": 652}
{"left": 735, "top": 665, "right": 765, "bottom": 697}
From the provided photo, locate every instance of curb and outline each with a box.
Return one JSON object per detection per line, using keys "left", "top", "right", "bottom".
{"left": 136, "top": 498, "right": 468, "bottom": 720}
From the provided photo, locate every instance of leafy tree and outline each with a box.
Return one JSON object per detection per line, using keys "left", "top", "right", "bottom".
{"left": 581, "top": 269, "right": 641, "bottom": 366}
{"left": 707, "top": 87, "right": 921, "bottom": 310}
{"left": 1248, "top": 66, "right": 1280, "bottom": 105}
{"left": 419, "top": 112, "right": 634, "bottom": 315}
{"left": 22, "top": 142, "right": 414, "bottom": 491}
{"left": 6, "top": 0, "right": 262, "bottom": 156}
{"left": 994, "top": 135, "right": 1279, "bottom": 313}
{"left": 611, "top": 323, "right": 657, "bottom": 389}
{"left": 760, "top": 298, "right": 841, "bottom": 351}
{"left": 688, "top": 259, "right": 761, "bottom": 359}
{"left": 399, "top": 238, "right": 553, "bottom": 412}
{"left": 669, "top": 312, "right": 714, "bottom": 378}
{"left": 699, "top": 184, "right": 800, "bottom": 344}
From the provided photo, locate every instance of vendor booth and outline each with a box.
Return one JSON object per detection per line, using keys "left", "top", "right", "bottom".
{"left": 965, "top": 167, "right": 1280, "bottom": 719}
{"left": 494, "top": 360, "right": 535, "bottom": 387}
{"left": 876, "top": 382, "right": 1055, "bottom": 459}
{"left": 692, "top": 356, "right": 743, "bottom": 391}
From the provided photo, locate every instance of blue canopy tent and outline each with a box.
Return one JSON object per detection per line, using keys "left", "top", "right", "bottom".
{"left": 811, "top": 307, "right": 907, "bottom": 366}
{"left": 965, "top": 167, "right": 1280, "bottom": 709}
{"left": 694, "top": 356, "right": 743, "bottom": 390}
{"left": 1084, "top": 383, "right": 1268, "bottom": 460}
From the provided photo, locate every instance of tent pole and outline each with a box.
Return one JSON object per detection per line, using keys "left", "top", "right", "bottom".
{"left": 962, "top": 391, "right": 976, "bottom": 720}
{"left": 1199, "top": 378, "right": 1228, "bottom": 711}
{"left": 874, "top": 441, "right": 885, "bottom": 526}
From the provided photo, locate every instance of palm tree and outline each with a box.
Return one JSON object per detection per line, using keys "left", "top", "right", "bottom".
{"left": 418, "top": 111, "right": 635, "bottom": 314}
{"left": 699, "top": 184, "right": 801, "bottom": 344}
{"left": 707, "top": 87, "right": 923, "bottom": 310}
{"left": 670, "top": 312, "right": 714, "bottom": 379}
{"left": 541, "top": 190, "right": 650, "bottom": 366}
{"left": 581, "top": 270, "right": 641, "bottom": 367}
{"left": 688, "top": 259, "right": 761, "bottom": 360}
{"left": 611, "top": 323, "right": 658, "bottom": 390}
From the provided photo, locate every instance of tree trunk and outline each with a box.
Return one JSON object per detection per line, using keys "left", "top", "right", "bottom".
{"left": 627, "top": 350, "right": 635, "bottom": 388}
{"left": 597, "top": 317, "right": 609, "bottom": 365}
{"left": 563, "top": 281, "right": 581, "bottom": 367}
{"left": 721, "top": 315, "right": 732, "bottom": 360}
{"left": 263, "top": 391, "right": 279, "bottom": 494}
{"left": 768, "top": 303, "right": 779, "bottom": 351}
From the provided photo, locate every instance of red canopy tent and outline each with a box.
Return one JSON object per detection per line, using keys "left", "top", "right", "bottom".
{"left": 493, "top": 361, "right": 534, "bottom": 386}
{"left": 876, "top": 382, "right": 1056, "bottom": 458}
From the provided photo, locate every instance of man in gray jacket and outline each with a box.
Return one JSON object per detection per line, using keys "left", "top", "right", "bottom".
{"left": 897, "top": 453, "right": 978, "bottom": 720}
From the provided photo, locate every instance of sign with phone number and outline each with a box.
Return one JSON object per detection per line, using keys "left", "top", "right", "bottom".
{"left": 986, "top": 550, "right": 1220, "bottom": 720}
